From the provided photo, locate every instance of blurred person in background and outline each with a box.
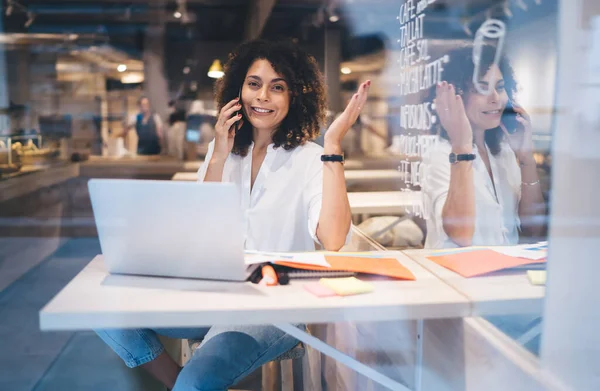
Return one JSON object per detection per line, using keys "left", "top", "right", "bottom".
{"left": 128, "top": 96, "right": 164, "bottom": 155}
{"left": 167, "top": 101, "right": 187, "bottom": 159}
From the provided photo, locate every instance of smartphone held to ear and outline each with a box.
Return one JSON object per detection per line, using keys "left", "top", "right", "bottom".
{"left": 502, "top": 100, "right": 521, "bottom": 134}
{"left": 234, "top": 87, "right": 242, "bottom": 132}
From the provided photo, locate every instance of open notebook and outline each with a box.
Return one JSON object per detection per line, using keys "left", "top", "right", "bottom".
{"left": 273, "top": 253, "right": 416, "bottom": 280}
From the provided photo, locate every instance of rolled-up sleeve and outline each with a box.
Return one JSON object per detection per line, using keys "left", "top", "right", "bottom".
{"left": 305, "top": 154, "right": 352, "bottom": 247}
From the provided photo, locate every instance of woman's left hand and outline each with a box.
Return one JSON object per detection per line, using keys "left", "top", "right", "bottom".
{"left": 324, "top": 80, "right": 371, "bottom": 145}
{"left": 501, "top": 105, "right": 535, "bottom": 163}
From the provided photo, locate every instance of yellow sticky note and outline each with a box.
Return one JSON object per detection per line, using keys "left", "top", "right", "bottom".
{"left": 319, "top": 277, "right": 374, "bottom": 296}
{"left": 527, "top": 270, "right": 547, "bottom": 285}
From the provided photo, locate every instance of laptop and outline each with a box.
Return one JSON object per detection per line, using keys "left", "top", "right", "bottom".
{"left": 88, "top": 179, "right": 255, "bottom": 281}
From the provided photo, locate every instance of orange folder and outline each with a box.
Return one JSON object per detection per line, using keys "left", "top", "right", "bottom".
{"left": 275, "top": 255, "right": 415, "bottom": 280}
{"left": 427, "top": 249, "right": 546, "bottom": 278}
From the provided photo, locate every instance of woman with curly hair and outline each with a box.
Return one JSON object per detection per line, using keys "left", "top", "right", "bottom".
{"left": 95, "top": 39, "right": 370, "bottom": 391}
{"left": 201, "top": 39, "right": 368, "bottom": 251}
{"left": 421, "top": 45, "right": 545, "bottom": 248}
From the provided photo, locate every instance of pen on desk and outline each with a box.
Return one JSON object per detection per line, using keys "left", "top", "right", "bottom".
{"left": 250, "top": 265, "right": 289, "bottom": 286}
{"left": 259, "top": 265, "right": 278, "bottom": 286}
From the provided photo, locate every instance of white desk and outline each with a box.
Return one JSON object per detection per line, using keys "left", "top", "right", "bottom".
{"left": 348, "top": 191, "right": 422, "bottom": 215}
{"left": 39, "top": 244, "right": 550, "bottom": 390}
{"left": 172, "top": 169, "right": 405, "bottom": 187}
{"left": 404, "top": 249, "right": 546, "bottom": 316}
{"left": 40, "top": 250, "right": 468, "bottom": 391}
{"left": 39, "top": 252, "right": 469, "bottom": 331}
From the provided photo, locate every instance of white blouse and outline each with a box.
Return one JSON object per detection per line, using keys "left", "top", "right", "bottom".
{"left": 197, "top": 140, "right": 352, "bottom": 252}
{"left": 421, "top": 137, "right": 521, "bottom": 249}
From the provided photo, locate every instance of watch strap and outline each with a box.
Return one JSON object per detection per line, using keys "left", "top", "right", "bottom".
{"left": 321, "top": 154, "right": 344, "bottom": 163}
{"left": 449, "top": 153, "right": 476, "bottom": 164}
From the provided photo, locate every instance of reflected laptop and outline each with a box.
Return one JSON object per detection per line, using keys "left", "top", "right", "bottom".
{"left": 88, "top": 179, "right": 255, "bottom": 281}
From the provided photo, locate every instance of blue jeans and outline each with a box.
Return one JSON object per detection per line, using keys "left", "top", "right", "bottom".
{"left": 95, "top": 324, "right": 300, "bottom": 391}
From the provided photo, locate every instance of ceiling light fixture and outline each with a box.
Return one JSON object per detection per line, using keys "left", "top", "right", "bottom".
{"left": 121, "top": 73, "right": 144, "bottom": 84}
{"left": 175, "top": 0, "right": 187, "bottom": 22}
{"left": 326, "top": 4, "right": 339, "bottom": 23}
{"left": 207, "top": 59, "right": 224, "bottom": 79}
{"left": 117, "top": 64, "right": 127, "bottom": 72}
{"left": 341, "top": 67, "right": 351, "bottom": 75}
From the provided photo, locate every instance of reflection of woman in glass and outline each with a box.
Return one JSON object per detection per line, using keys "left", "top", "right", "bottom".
{"left": 96, "top": 39, "right": 369, "bottom": 390}
{"left": 421, "top": 45, "right": 545, "bottom": 248}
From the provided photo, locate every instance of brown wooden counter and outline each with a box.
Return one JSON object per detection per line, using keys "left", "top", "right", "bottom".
{"left": 0, "top": 163, "right": 80, "bottom": 203}
{"left": 79, "top": 156, "right": 203, "bottom": 178}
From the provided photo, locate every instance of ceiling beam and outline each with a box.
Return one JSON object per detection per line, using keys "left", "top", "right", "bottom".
{"left": 244, "top": 0, "right": 278, "bottom": 41}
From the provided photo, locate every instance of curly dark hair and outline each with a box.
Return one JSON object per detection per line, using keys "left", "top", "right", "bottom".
{"left": 428, "top": 44, "right": 518, "bottom": 155}
{"left": 215, "top": 39, "right": 327, "bottom": 157}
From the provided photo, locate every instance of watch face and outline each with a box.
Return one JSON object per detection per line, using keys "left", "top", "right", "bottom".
{"left": 449, "top": 153, "right": 457, "bottom": 164}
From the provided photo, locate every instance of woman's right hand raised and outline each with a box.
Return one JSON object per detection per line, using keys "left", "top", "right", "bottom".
{"left": 213, "top": 98, "right": 244, "bottom": 160}
{"left": 434, "top": 82, "right": 473, "bottom": 151}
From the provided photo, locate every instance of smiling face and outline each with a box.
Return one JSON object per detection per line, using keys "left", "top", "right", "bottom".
{"left": 241, "top": 59, "right": 291, "bottom": 134}
{"left": 464, "top": 64, "right": 509, "bottom": 132}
